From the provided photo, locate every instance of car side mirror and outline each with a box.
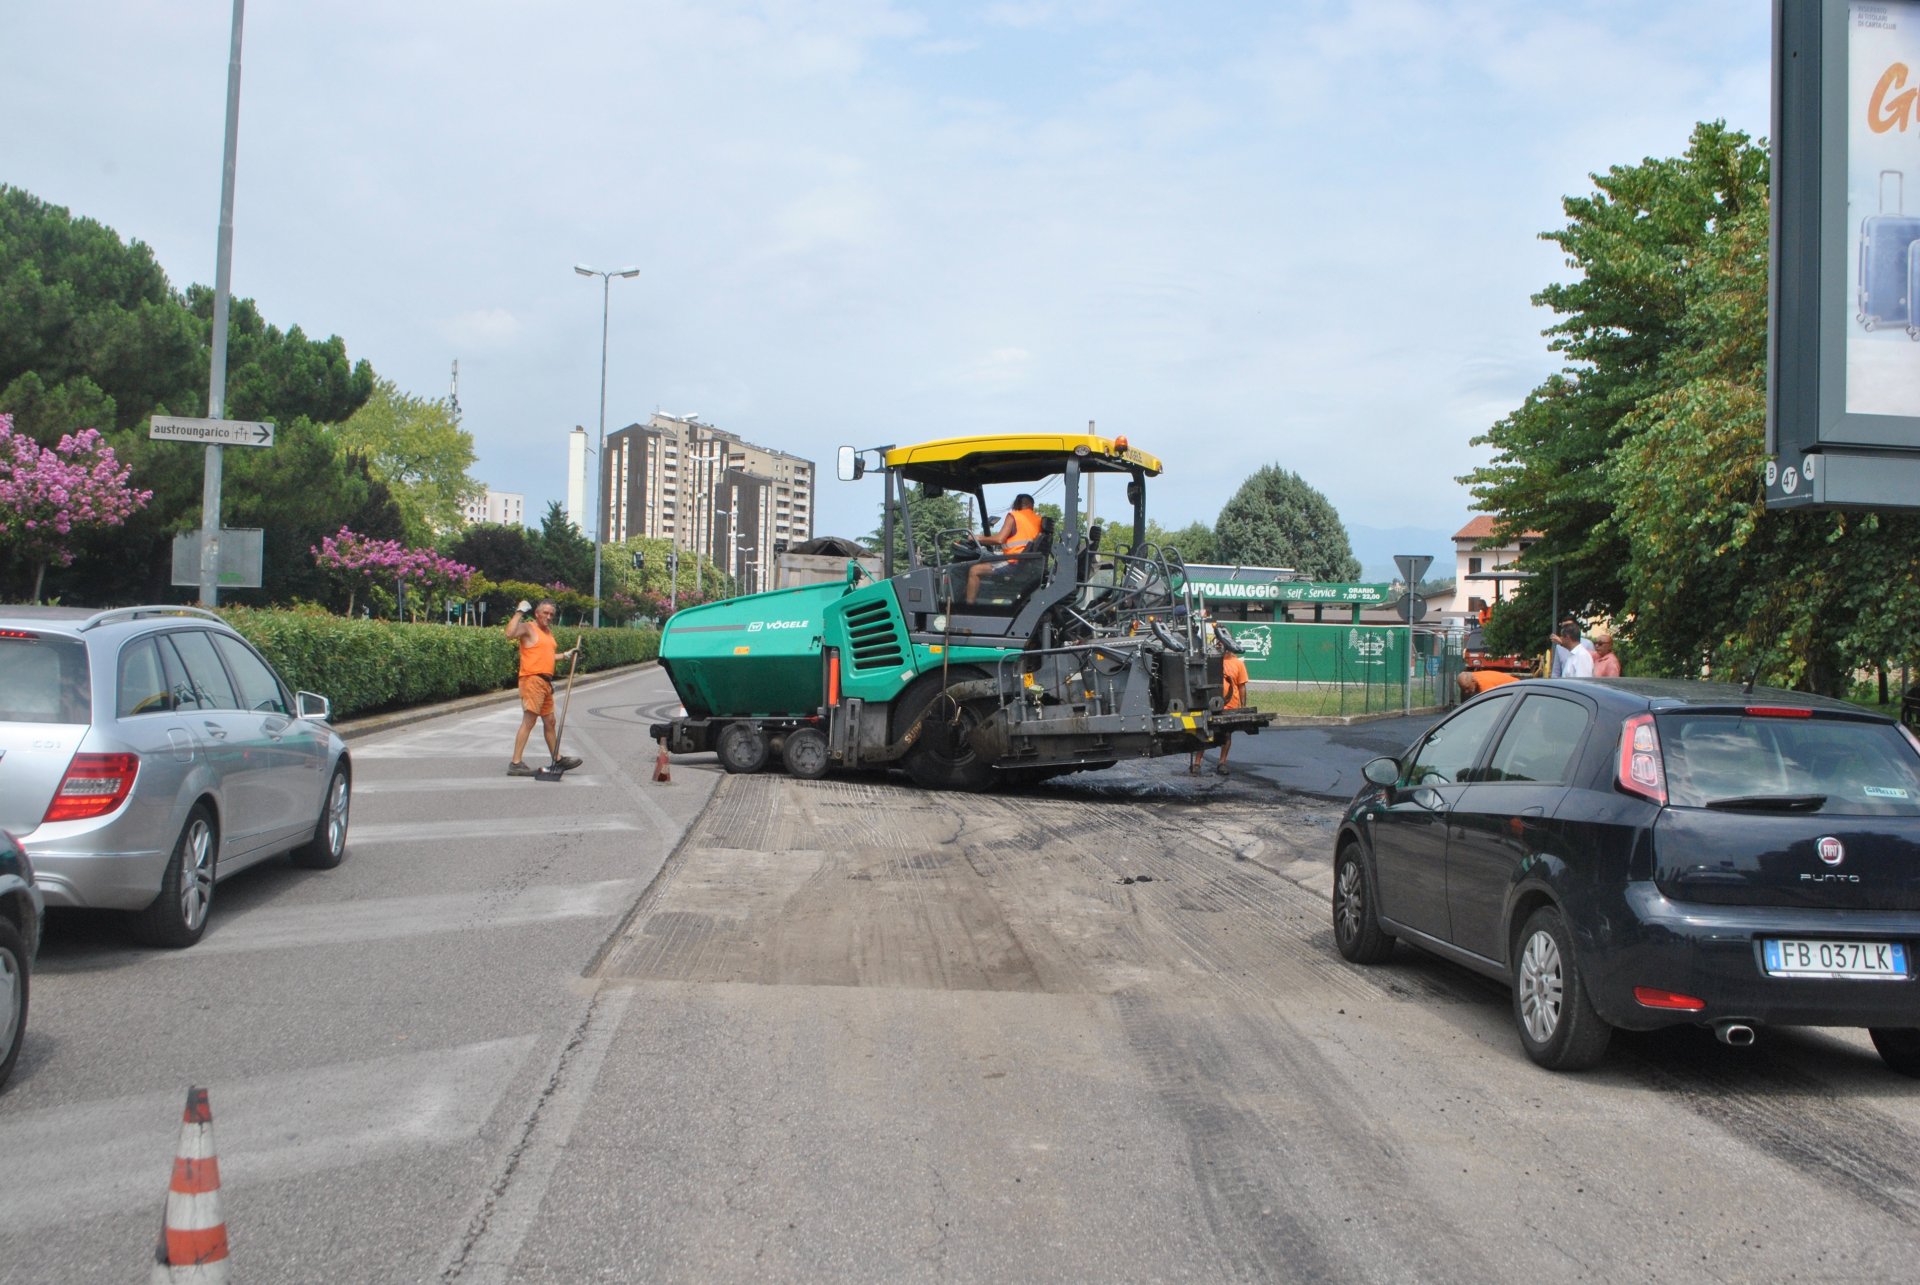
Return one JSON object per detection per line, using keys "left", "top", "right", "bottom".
{"left": 297, "top": 691, "right": 332, "bottom": 722}
{"left": 1362, "top": 756, "right": 1400, "bottom": 787}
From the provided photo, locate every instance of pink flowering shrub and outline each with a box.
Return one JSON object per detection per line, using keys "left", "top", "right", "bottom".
{"left": 0, "top": 413, "right": 154, "bottom": 601}
{"left": 311, "top": 526, "right": 475, "bottom": 619}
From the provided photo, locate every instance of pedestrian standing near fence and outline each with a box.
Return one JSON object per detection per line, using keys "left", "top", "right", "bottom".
{"left": 505, "top": 598, "right": 582, "bottom": 777}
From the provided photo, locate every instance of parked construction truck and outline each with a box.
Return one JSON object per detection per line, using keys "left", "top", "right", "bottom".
{"left": 649, "top": 430, "right": 1273, "bottom": 788}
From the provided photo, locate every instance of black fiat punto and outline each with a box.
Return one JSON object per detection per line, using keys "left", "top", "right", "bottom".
{"left": 1331, "top": 678, "right": 1920, "bottom": 1073}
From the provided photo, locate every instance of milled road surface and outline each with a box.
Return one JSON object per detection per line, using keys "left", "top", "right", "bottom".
{"left": 528, "top": 766, "right": 1920, "bottom": 1281}
{"left": 4, "top": 681, "right": 1918, "bottom": 1282}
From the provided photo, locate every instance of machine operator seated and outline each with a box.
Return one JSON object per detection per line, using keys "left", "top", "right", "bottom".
{"left": 958, "top": 492, "right": 1043, "bottom": 606}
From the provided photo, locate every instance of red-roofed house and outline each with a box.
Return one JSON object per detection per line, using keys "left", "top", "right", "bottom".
{"left": 1449, "top": 516, "right": 1541, "bottom": 622}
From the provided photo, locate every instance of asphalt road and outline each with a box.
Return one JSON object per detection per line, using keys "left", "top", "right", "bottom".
{"left": 5, "top": 682, "right": 1919, "bottom": 1281}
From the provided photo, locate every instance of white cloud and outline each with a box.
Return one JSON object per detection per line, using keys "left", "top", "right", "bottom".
{"left": 3, "top": 0, "right": 1774, "bottom": 549}
{"left": 439, "top": 308, "right": 521, "bottom": 350}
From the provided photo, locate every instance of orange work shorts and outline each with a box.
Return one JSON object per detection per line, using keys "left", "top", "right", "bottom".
{"left": 519, "top": 674, "right": 555, "bottom": 717}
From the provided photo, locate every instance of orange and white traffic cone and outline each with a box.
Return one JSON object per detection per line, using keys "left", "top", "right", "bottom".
{"left": 653, "top": 739, "right": 673, "bottom": 784}
{"left": 151, "top": 1086, "right": 230, "bottom": 1284}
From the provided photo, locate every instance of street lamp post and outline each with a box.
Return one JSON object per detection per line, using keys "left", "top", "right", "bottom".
{"left": 574, "top": 263, "right": 639, "bottom": 628}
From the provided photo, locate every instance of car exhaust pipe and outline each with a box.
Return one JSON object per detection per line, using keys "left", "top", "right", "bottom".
{"left": 1714, "top": 1021, "right": 1757, "bottom": 1047}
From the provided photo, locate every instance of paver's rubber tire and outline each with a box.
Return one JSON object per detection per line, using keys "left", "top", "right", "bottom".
{"left": 782, "top": 727, "right": 830, "bottom": 780}
{"left": 134, "top": 805, "right": 216, "bottom": 949}
{"left": 902, "top": 692, "right": 995, "bottom": 792}
{"left": 1331, "top": 842, "right": 1395, "bottom": 964}
{"left": 717, "top": 722, "right": 771, "bottom": 774}
{"left": 290, "top": 762, "right": 351, "bottom": 870}
{"left": 1869, "top": 1027, "right": 1920, "bottom": 1077}
{"left": 1511, "top": 906, "right": 1612, "bottom": 1071}
{"left": 0, "top": 917, "right": 27, "bottom": 1090}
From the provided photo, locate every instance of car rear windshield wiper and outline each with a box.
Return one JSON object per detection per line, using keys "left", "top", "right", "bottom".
{"left": 1701, "top": 793, "right": 1827, "bottom": 812}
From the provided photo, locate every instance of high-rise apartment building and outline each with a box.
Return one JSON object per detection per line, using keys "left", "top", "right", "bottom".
{"left": 601, "top": 413, "right": 814, "bottom": 595}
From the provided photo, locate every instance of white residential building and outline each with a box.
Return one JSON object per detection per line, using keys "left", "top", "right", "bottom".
{"left": 1449, "top": 515, "right": 1541, "bottom": 622}
{"left": 459, "top": 488, "right": 527, "bottom": 527}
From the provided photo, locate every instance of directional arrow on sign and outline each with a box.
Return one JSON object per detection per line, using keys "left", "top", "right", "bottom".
{"left": 150, "top": 415, "right": 276, "bottom": 448}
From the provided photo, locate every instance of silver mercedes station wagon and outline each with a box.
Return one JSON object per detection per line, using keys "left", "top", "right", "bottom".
{"left": 0, "top": 606, "right": 350, "bottom": 947}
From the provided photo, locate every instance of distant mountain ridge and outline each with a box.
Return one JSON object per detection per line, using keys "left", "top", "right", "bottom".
{"left": 1346, "top": 523, "right": 1453, "bottom": 585}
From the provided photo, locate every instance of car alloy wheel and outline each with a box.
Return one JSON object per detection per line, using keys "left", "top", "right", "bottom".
{"left": 1331, "top": 845, "right": 1394, "bottom": 964}
{"left": 292, "top": 764, "right": 351, "bottom": 870}
{"left": 0, "top": 921, "right": 26, "bottom": 1089}
{"left": 177, "top": 815, "right": 215, "bottom": 933}
{"left": 134, "top": 807, "right": 217, "bottom": 948}
{"left": 1516, "top": 929, "right": 1564, "bottom": 1044}
{"left": 1511, "top": 906, "right": 1612, "bottom": 1071}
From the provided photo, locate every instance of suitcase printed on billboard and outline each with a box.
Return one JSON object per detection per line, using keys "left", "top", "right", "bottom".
{"left": 1858, "top": 169, "right": 1920, "bottom": 331}
{"left": 1906, "top": 237, "right": 1920, "bottom": 340}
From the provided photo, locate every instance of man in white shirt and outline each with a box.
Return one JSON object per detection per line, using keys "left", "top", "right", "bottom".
{"left": 1557, "top": 622, "right": 1596, "bottom": 677}
{"left": 1550, "top": 617, "right": 1597, "bottom": 676}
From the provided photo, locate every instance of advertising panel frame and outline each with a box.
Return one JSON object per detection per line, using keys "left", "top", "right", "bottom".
{"left": 1770, "top": 0, "right": 1920, "bottom": 508}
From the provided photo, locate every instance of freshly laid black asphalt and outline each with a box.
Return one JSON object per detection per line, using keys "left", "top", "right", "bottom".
{"left": 335, "top": 660, "right": 1443, "bottom": 806}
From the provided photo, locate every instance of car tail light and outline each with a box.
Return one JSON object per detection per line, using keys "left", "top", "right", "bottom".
{"left": 42, "top": 752, "right": 139, "bottom": 822}
{"left": 1617, "top": 713, "right": 1666, "bottom": 805}
{"left": 0, "top": 629, "right": 40, "bottom": 640}
{"left": 1634, "top": 986, "right": 1706, "bottom": 1011}
{"left": 1743, "top": 705, "right": 1812, "bottom": 718}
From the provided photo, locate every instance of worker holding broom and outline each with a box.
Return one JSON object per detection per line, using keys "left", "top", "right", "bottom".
{"left": 506, "top": 598, "right": 583, "bottom": 777}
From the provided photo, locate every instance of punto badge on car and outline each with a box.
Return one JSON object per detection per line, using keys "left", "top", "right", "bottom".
{"left": 1817, "top": 836, "right": 1845, "bottom": 866}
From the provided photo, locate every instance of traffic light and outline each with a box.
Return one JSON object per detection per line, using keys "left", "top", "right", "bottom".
{"left": 632, "top": 550, "right": 645, "bottom": 571}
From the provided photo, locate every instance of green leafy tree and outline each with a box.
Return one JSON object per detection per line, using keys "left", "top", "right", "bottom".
{"left": 532, "top": 501, "right": 594, "bottom": 591}
{"left": 1132, "top": 519, "right": 1216, "bottom": 564}
{"left": 333, "top": 376, "right": 476, "bottom": 539}
{"left": 1464, "top": 122, "right": 1920, "bottom": 690}
{"left": 869, "top": 484, "right": 968, "bottom": 568}
{"left": 1464, "top": 122, "right": 1759, "bottom": 655}
{"left": 0, "top": 186, "right": 203, "bottom": 439}
{"left": 446, "top": 522, "right": 549, "bottom": 586}
{"left": 1213, "top": 466, "right": 1360, "bottom": 580}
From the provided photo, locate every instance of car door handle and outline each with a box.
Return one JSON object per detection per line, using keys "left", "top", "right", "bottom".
{"left": 202, "top": 722, "right": 227, "bottom": 741}
{"left": 1521, "top": 806, "right": 1545, "bottom": 817}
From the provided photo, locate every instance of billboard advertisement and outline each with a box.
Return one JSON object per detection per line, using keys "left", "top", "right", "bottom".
{"left": 1846, "top": 1, "right": 1920, "bottom": 416}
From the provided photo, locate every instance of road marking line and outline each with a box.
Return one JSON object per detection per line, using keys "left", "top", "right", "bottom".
{"left": 357, "top": 776, "right": 611, "bottom": 793}
{"left": 438, "top": 987, "right": 634, "bottom": 1283}
{"left": 180, "top": 879, "right": 643, "bottom": 956}
{"left": 350, "top": 815, "right": 640, "bottom": 845}
{"left": 0, "top": 1036, "right": 537, "bottom": 1232}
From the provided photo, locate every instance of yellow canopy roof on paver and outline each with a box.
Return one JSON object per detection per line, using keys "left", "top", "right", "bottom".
{"left": 882, "top": 433, "right": 1163, "bottom": 489}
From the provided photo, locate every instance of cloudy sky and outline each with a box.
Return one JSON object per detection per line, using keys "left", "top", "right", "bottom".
{"left": 8, "top": 1, "right": 1770, "bottom": 567}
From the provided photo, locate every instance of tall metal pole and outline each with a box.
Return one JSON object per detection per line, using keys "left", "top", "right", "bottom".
{"left": 200, "top": 0, "right": 246, "bottom": 607}
{"left": 591, "top": 273, "right": 610, "bottom": 628}
{"left": 575, "top": 265, "right": 638, "bottom": 629}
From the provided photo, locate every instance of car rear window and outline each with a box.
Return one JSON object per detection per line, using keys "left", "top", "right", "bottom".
{"left": 0, "top": 631, "right": 91, "bottom": 724}
{"left": 1660, "top": 713, "right": 1920, "bottom": 816}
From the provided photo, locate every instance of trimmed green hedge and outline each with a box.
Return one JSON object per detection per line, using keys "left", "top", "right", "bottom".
{"left": 221, "top": 608, "right": 659, "bottom": 721}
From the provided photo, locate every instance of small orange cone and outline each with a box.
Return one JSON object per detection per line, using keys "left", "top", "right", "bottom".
{"left": 151, "top": 1087, "right": 230, "bottom": 1284}
{"left": 653, "top": 739, "right": 673, "bottom": 783}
